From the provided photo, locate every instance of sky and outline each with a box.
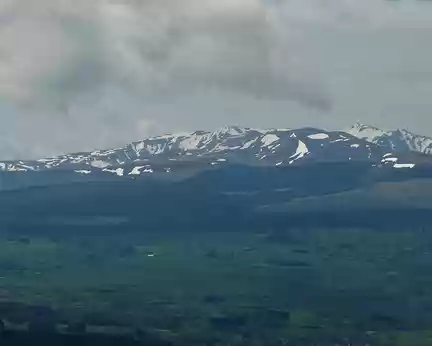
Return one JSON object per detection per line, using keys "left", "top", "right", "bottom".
{"left": 0, "top": 0, "right": 432, "bottom": 159}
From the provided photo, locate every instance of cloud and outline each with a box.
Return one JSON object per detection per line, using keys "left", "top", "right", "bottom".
{"left": 0, "top": 0, "right": 432, "bottom": 159}
{"left": 0, "top": 0, "right": 331, "bottom": 109}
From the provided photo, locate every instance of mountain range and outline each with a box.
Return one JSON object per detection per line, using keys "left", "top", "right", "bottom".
{"left": 1, "top": 123, "right": 432, "bottom": 231}
{"left": 0, "top": 123, "right": 430, "bottom": 177}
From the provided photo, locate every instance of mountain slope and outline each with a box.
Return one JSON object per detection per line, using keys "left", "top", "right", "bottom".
{"left": 348, "top": 122, "right": 432, "bottom": 155}
{"left": 2, "top": 163, "right": 432, "bottom": 232}
{"left": 0, "top": 126, "right": 400, "bottom": 176}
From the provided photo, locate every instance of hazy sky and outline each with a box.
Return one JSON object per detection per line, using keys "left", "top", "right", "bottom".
{"left": 1, "top": 0, "right": 432, "bottom": 159}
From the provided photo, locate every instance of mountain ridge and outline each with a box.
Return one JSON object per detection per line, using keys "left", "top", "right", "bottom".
{"left": 0, "top": 123, "right": 430, "bottom": 177}
{"left": 347, "top": 122, "right": 432, "bottom": 155}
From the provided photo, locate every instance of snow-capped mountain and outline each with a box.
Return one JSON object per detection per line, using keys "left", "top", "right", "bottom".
{"left": 0, "top": 126, "right": 385, "bottom": 175}
{"left": 0, "top": 124, "right": 423, "bottom": 177}
{"left": 348, "top": 122, "right": 432, "bottom": 155}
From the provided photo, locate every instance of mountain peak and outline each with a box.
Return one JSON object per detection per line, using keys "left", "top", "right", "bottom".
{"left": 347, "top": 123, "right": 432, "bottom": 155}
{"left": 350, "top": 122, "right": 381, "bottom": 132}
{"left": 213, "top": 125, "right": 250, "bottom": 136}
{"left": 348, "top": 122, "right": 387, "bottom": 138}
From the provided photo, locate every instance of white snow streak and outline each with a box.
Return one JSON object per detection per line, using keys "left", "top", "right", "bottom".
{"left": 241, "top": 139, "right": 257, "bottom": 149}
{"left": 394, "top": 163, "right": 416, "bottom": 169}
{"left": 382, "top": 157, "right": 398, "bottom": 163}
{"left": 75, "top": 170, "right": 91, "bottom": 174}
{"left": 289, "top": 140, "right": 309, "bottom": 161}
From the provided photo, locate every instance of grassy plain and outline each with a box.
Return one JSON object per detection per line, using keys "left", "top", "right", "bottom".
{"left": 0, "top": 227, "right": 432, "bottom": 345}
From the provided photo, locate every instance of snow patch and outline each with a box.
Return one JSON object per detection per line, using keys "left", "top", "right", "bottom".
{"left": 307, "top": 133, "right": 329, "bottom": 140}
{"left": 18, "top": 164, "right": 35, "bottom": 171}
{"left": 103, "top": 168, "right": 124, "bottom": 176}
{"left": 289, "top": 140, "right": 309, "bottom": 161}
{"left": 394, "top": 163, "right": 415, "bottom": 169}
{"left": 261, "top": 134, "right": 279, "bottom": 146}
{"left": 129, "top": 166, "right": 154, "bottom": 175}
{"left": 129, "top": 166, "right": 146, "bottom": 175}
{"left": 348, "top": 123, "right": 387, "bottom": 141}
{"left": 75, "top": 170, "right": 92, "bottom": 175}
{"left": 179, "top": 133, "right": 209, "bottom": 151}
{"left": 145, "top": 143, "right": 166, "bottom": 155}
{"left": 350, "top": 144, "right": 360, "bottom": 148}
{"left": 214, "top": 126, "right": 247, "bottom": 137}
{"left": 134, "top": 141, "right": 146, "bottom": 152}
{"left": 381, "top": 157, "right": 398, "bottom": 163}
{"left": 241, "top": 139, "right": 257, "bottom": 149}
{"left": 213, "top": 144, "right": 241, "bottom": 152}
{"left": 91, "top": 160, "right": 110, "bottom": 169}
{"left": 8, "top": 166, "right": 27, "bottom": 172}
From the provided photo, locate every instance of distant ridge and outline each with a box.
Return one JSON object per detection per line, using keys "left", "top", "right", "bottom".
{"left": 0, "top": 123, "right": 429, "bottom": 176}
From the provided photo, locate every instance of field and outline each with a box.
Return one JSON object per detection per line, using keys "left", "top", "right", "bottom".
{"left": 1, "top": 227, "right": 432, "bottom": 345}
